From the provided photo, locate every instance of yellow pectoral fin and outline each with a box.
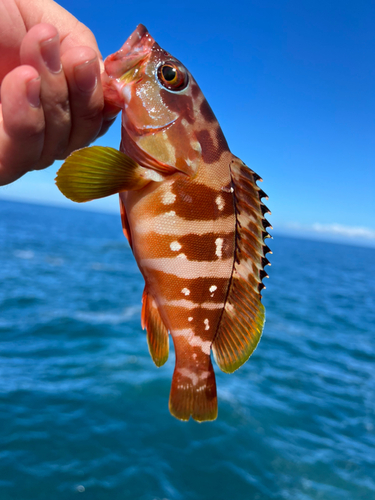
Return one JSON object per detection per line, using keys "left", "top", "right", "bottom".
{"left": 55, "top": 146, "right": 151, "bottom": 202}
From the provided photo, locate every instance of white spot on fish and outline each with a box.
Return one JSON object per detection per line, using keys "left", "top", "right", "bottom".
{"left": 170, "top": 241, "right": 182, "bottom": 251}
{"left": 181, "top": 288, "right": 190, "bottom": 296}
{"left": 165, "top": 211, "right": 176, "bottom": 217}
{"left": 173, "top": 329, "right": 212, "bottom": 355}
{"left": 209, "top": 285, "right": 217, "bottom": 293}
{"left": 225, "top": 302, "right": 234, "bottom": 313}
{"left": 178, "top": 368, "right": 198, "bottom": 386}
{"left": 194, "top": 337, "right": 211, "bottom": 354}
{"left": 143, "top": 169, "right": 164, "bottom": 182}
{"left": 204, "top": 319, "right": 210, "bottom": 330}
{"left": 177, "top": 253, "right": 187, "bottom": 259}
{"left": 215, "top": 195, "right": 225, "bottom": 211}
{"left": 188, "top": 317, "right": 193, "bottom": 322}
{"left": 122, "top": 85, "right": 132, "bottom": 104}
{"left": 162, "top": 190, "right": 177, "bottom": 205}
{"left": 191, "top": 140, "right": 202, "bottom": 153}
{"left": 215, "top": 238, "right": 223, "bottom": 258}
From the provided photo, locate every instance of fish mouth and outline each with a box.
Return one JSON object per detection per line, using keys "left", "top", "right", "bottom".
{"left": 104, "top": 24, "right": 155, "bottom": 80}
{"left": 127, "top": 117, "right": 178, "bottom": 137}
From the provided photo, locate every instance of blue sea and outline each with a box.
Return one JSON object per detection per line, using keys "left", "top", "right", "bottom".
{"left": 0, "top": 198, "right": 374, "bottom": 500}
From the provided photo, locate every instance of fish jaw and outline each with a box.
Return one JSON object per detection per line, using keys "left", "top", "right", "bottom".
{"left": 102, "top": 24, "right": 154, "bottom": 108}
{"left": 105, "top": 24, "right": 154, "bottom": 78}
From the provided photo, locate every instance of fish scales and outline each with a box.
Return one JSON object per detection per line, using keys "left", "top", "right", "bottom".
{"left": 55, "top": 24, "right": 271, "bottom": 422}
{"left": 123, "top": 157, "right": 235, "bottom": 420}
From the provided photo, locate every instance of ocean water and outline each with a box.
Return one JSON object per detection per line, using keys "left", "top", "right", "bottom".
{"left": 0, "top": 198, "right": 374, "bottom": 500}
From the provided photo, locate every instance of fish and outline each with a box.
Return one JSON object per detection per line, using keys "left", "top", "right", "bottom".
{"left": 55, "top": 24, "right": 271, "bottom": 422}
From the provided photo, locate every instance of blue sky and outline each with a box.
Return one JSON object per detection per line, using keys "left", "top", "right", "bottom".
{"left": 1, "top": 0, "right": 374, "bottom": 246}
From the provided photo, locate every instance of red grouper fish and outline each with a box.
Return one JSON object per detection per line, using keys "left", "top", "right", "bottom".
{"left": 56, "top": 24, "right": 272, "bottom": 422}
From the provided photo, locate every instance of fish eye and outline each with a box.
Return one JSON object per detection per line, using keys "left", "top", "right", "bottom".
{"left": 157, "top": 62, "right": 189, "bottom": 91}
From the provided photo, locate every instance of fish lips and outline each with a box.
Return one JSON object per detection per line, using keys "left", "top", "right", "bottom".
{"left": 104, "top": 24, "right": 154, "bottom": 79}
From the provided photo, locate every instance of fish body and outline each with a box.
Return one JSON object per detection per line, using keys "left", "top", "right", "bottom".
{"left": 56, "top": 25, "right": 271, "bottom": 421}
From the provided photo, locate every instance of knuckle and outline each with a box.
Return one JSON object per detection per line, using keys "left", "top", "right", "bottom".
{"left": 5, "top": 121, "right": 45, "bottom": 141}
{"left": 54, "top": 139, "right": 71, "bottom": 160}
{"left": 35, "top": 156, "right": 56, "bottom": 170}
{"left": 45, "top": 96, "right": 70, "bottom": 120}
{"left": 76, "top": 98, "right": 104, "bottom": 122}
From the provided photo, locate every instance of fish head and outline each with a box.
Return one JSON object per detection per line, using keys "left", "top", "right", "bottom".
{"left": 103, "top": 25, "right": 225, "bottom": 177}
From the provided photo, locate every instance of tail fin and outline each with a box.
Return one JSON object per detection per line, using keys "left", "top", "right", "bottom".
{"left": 169, "top": 358, "right": 217, "bottom": 422}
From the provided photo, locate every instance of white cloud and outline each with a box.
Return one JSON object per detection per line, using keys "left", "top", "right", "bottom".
{"left": 311, "top": 223, "right": 375, "bottom": 240}
{"left": 280, "top": 221, "right": 375, "bottom": 247}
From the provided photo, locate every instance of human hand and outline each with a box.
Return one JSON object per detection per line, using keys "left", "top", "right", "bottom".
{"left": 0, "top": 0, "right": 119, "bottom": 186}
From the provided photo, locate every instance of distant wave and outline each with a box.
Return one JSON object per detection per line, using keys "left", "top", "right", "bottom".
{"left": 13, "top": 250, "right": 35, "bottom": 259}
{"left": 74, "top": 306, "right": 141, "bottom": 325}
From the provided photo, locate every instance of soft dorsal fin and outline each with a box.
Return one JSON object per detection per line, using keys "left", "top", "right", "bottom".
{"left": 141, "top": 288, "right": 169, "bottom": 367}
{"left": 212, "top": 157, "right": 271, "bottom": 373}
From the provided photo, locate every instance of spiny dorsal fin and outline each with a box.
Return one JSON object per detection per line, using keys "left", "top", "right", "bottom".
{"left": 212, "top": 157, "right": 271, "bottom": 374}
{"left": 141, "top": 289, "right": 169, "bottom": 367}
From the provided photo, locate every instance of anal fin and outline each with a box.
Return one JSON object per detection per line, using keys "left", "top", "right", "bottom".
{"left": 141, "top": 289, "right": 169, "bottom": 367}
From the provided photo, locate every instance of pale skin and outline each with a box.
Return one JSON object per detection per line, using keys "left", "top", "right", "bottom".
{"left": 0, "top": 0, "right": 119, "bottom": 186}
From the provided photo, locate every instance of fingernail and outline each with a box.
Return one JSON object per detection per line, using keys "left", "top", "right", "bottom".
{"left": 26, "top": 77, "right": 41, "bottom": 108}
{"left": 40, "top": 35, "right": 61, "bottom": 73}
{"left": 74, "top": 57, "right": 98, "bottom": 93}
